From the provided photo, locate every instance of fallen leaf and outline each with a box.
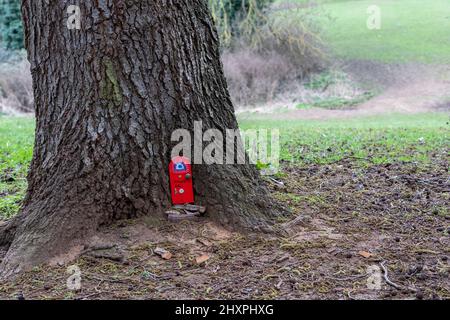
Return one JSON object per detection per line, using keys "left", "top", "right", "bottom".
{"left": 196, "top": 254, "right": 210, "bottom": 265}
{"left": 155, "top": 247, "right": 173, "bottom": 260}
{"left": 358, "top": 251, "right": 373, "bottom": 258}
{"left": 162, "top": 252, "right": 172, "bottom": 260}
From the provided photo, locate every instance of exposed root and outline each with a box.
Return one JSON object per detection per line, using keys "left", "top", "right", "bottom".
{"left": 0, "top": 216, "right": 21, "bottom": 248}
{"left": 0, "top": 197, "right": 103, "bottom": 279}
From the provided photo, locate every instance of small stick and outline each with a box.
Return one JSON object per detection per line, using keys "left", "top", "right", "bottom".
{"left": 380, "top": 261, "right": 403, "bottom": 290}
{"left": 268, "top": 177, "right": 284, "bottom": 186}
{"left": 78, "top": 291, "right": 111, "bottom": 300}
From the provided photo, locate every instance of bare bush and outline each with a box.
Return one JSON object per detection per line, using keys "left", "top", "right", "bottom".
{"left": 218, "top": 1, "right": 329, "bottom": 107}
{"left": 223, "top": 49, "right": 298, "bottom": 106}
{"left": 0, "top": 57, "right": 34, "bottom": 114}
{"left": 241, "top": 1, "right": 327, "bottom": 72}
{"left": 280, "top": 69, "right": 370, "bottom": 107}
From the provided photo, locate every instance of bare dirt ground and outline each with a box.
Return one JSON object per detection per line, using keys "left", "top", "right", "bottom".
{"left": 0, "top": 155, "right": 448, "bottom": 300}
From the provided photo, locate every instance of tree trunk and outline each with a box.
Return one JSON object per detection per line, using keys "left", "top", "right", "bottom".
{"left": 0, "top": 0, "right": 283, "bottom": 277}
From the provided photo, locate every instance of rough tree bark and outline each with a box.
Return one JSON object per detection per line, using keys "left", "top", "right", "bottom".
{"left": 0, "top": 0, "right": 284, "bottom": 277}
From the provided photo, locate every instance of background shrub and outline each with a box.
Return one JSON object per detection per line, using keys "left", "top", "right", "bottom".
{"left": 0, "top": 0, "right": 23, "bottom": 50}
{"left": 209, "top": 0, "right": 274, "bottom": 47}
{"left": 212, "top": 0, "right": 329, "bottom": 107}
{"left": 0, "top": 55, "right": 34, "bottom": 114}
{"left": 222, "top": 49, "right": 298, "bottom": 106}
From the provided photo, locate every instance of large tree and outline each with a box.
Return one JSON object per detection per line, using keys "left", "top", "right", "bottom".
{"left": 0, "top": 0, "right": 282, "bottom": 277}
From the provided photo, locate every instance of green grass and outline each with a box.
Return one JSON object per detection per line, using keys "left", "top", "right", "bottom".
{"left": 296, "top": 92, "right": 374, "bottom": 110}
{"left": 0, "top": 116, "right": 34, "bottom": 219}
{"left": 300, "top": 72, "right": 375, "bottom": 110}
{"left": 289, "top": 0, "right": 450, "bottom": 63}
{"left": 0, "top": 113, "right": 449, "bottom": 219}
{"left": 239, "top": 112, "right": 450, "bottom": 167}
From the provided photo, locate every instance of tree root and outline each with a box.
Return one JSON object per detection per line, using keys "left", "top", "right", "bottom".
{"left": 0, "top": 216, "right": 21, "bottom": 248}
{"left": 0, "top": 198, "right": 103, "bottom": 279}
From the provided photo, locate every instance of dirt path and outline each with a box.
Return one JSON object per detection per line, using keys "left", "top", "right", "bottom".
{"left": 356, "top": 64, "right": 450, "bottom": 114}
{"left": 239, "top": 63, "right": 450, "bottom": 120}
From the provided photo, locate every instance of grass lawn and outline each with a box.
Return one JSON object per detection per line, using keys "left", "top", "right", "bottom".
{"left": 1, "top": 113, "right": 448, "bottom": 219}
{"left": 287, "top": 0, "right": 450, "bottom": 63}
{"left": 239, "top": 112, "right": 449, "bottom": 167}
{"left": 0, "top": 116, "right": 34, "bottom": 219}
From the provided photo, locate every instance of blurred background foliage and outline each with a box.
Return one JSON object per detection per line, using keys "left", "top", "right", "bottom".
{"left": 208, "top": 0, "right": 274, "bottom": 47}
{"left": 0, "top": 0, "right": 23, "bottom": 50}
{"left": 209, "top": 0, "right": 329, "bottom": 106}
